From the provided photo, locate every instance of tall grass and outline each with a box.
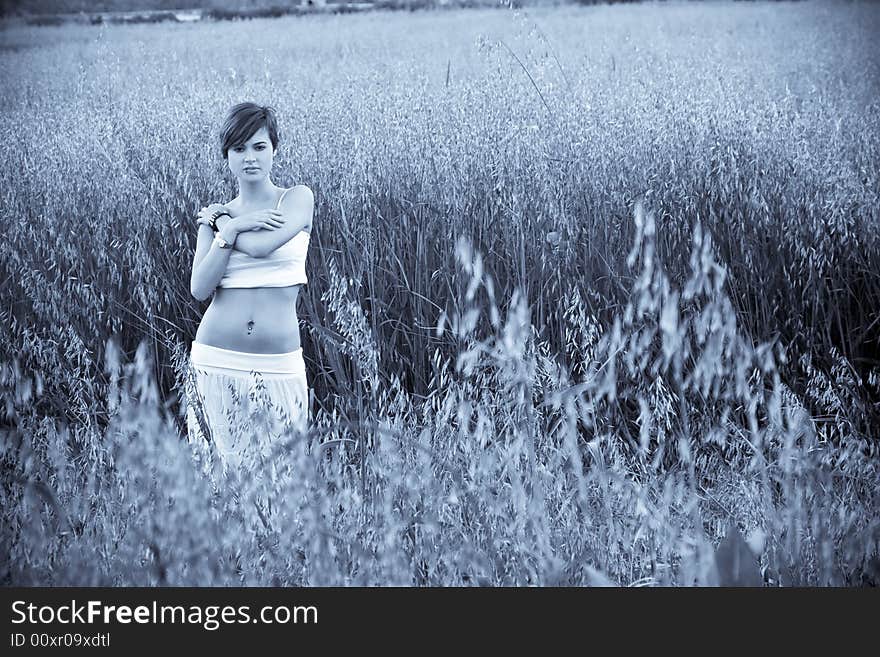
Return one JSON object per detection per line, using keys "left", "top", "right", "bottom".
{"left": 1, "top": 1, "right": 878, "bottom": 585}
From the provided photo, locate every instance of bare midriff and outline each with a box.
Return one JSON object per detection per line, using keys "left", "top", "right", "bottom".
{"left": 194, "top": 285, "right": 302, "bottom": 353}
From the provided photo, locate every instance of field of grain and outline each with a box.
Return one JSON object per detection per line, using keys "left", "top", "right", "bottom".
{"left": 1, "top": 1, "right": 878, "bottom": 585}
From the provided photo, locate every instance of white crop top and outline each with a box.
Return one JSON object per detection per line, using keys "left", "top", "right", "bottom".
{"left": 218, "top": 188, "right": 310, "bottom": 289}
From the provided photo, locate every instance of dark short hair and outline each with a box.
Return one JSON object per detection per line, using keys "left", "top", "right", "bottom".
{"left": 219, "top": 102, "right": 279, "bottom": 159}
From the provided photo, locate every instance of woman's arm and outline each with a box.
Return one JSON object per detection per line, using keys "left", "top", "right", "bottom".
{"left": 190, "top": 223, "right": 241, "bottom": 302}
{"left": 218, "top": 186, "right": 314, "bottom": 258}
{"left": 199, "top": 204, "right": 263, "bottom": 258}
{"left": 198, "top": 205, "right": 282, "bottom": 258}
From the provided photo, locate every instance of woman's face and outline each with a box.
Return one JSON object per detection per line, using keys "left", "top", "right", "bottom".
{"left": 227, "top": 126, "right": 275, "bottom": 181}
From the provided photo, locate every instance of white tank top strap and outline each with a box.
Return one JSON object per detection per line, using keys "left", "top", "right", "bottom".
{"left": 275, "top": 187, "right": 291, "bottom": 210}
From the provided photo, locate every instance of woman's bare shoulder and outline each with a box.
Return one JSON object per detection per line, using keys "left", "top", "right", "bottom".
{"left": 279, "top": 185, "right": 314, "bottom": 220}
{"left": 284, "top": 184, "right": 314, "bottom": 206}
{"left": 274, "top": 185, "right": 314, "bottom": 235}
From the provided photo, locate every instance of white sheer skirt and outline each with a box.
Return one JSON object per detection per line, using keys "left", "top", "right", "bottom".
{"left": 185, "top": 342, "right": 309, "bottom": 473}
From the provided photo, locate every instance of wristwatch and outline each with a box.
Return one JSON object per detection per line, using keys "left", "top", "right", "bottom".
{"left": 209, "top": 209, "right": 231, "bottom": 232}
{"left": 213, "top": 233, "right": 233, "bottom": 249}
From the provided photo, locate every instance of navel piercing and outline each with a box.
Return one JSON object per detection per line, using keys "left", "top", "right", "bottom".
{"left": 247, "top": 320, "right": 254, "bottom": 335}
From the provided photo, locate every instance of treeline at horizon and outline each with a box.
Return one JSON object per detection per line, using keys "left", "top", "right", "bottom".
{"left": 1, "top": 0, "right": 653, "bottom": 19}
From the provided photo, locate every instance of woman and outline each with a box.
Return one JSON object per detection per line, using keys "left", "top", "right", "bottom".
{"left": 186, "top": 102, "right": 313, "bottom": 474}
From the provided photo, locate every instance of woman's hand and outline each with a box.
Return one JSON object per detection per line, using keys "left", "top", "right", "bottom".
{"left": 195, "top": 203, "right": 232, "bottom": 229}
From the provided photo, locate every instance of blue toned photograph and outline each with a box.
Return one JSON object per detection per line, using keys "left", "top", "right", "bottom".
{"left": 1, "top": 0, "right": 878, "bottom": 588}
